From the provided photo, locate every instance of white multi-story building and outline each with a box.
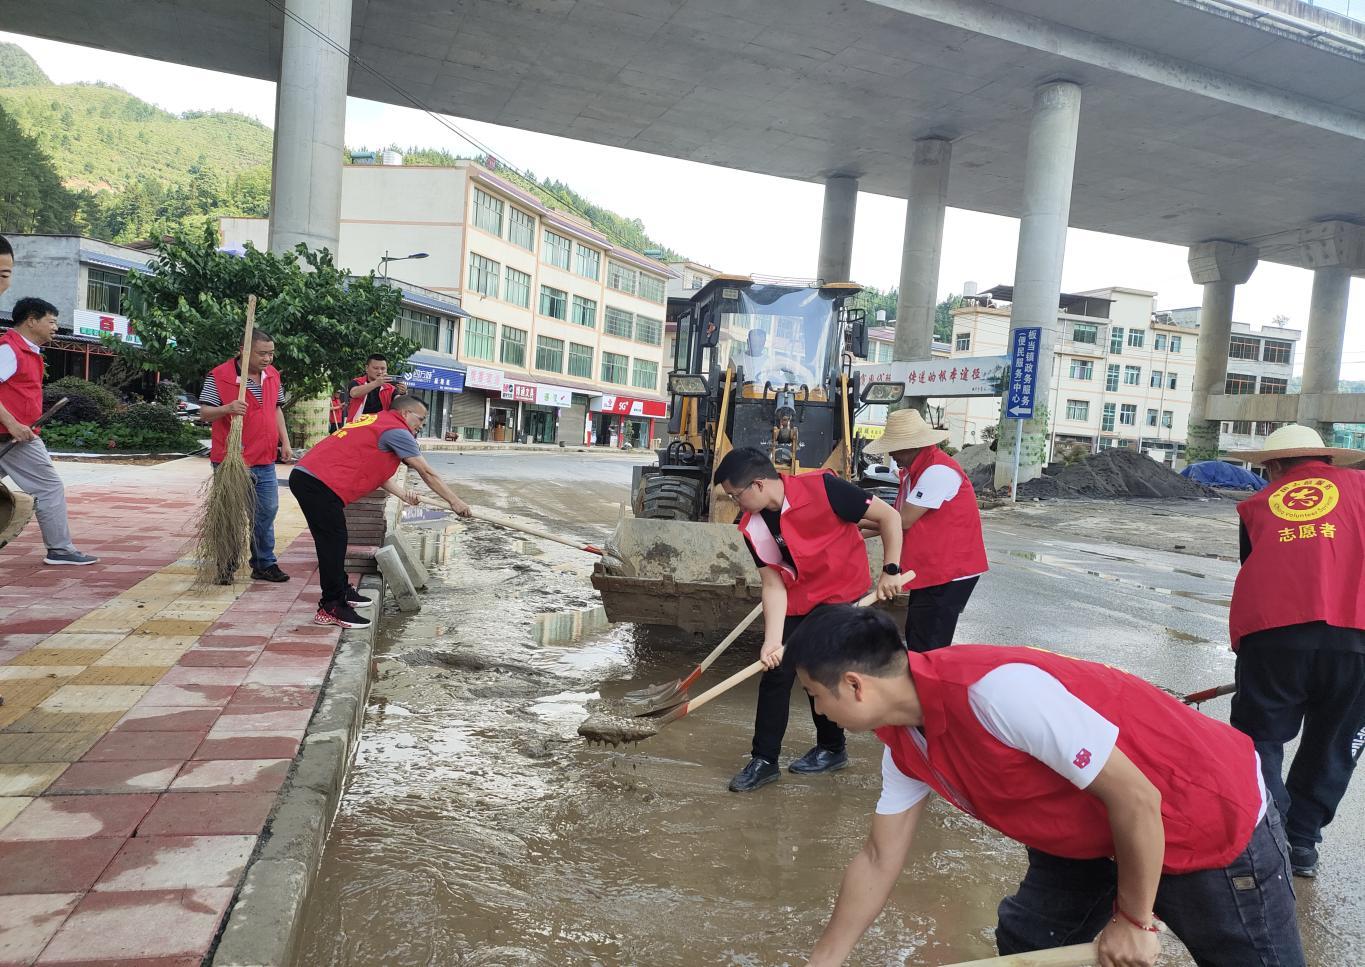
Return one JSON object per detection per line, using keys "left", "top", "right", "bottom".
{"left": 221, "top": 159, "right": 673, "bottom": 448}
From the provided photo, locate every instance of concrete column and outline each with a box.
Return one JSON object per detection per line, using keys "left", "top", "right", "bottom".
{"left": 1186, "top": 240, "right": 1257, "bottom": 461}
{"left": 994, "top": 81, "right": 1082, "bottom": 489}
{"left": 893, "top": 139, "right": 952, "bottom": 412}
{"left": 1299, "top": 264, "right": 1351, "bottom": 437}
{"left": 816, "top": 175, "right": 859, "bottom": 283}
{"left": 269, "top": 0, "right": 352, "bottom": 255}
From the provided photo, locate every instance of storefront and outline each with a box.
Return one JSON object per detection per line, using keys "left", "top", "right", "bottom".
{"left": 589, "top": 394, "right": 669, "bottom": 450}
{"left": 461, "top": 366, "right": 506, "bottom": 442}
{"left": 503, "top": 379, "right": 576, "bottom": 444}
{"left": 401, "top": 352, "right": 467, "bottom": 440}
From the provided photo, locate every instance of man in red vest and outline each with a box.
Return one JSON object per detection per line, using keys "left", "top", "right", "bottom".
{"left": 292, "top": 395, "right": 470, "bottom": 629}
{"left": 715, "top": 447, "right": 904, "bottom": 792}
{"left": 1225, "top": 424, "right": 1365, "bottom": 879}
{"left": 198, "top": 331, "right": 293, "bottom": 583}
{"left": 863, "top": 409, "right": 988, "bottom": 651}
{"left": 345, "top": 353, "right": 407, "bottom": 424}
{"left": 0, "top": 294, "right": 99, "bottom": 565}
{"left": 786, "top": 606, "right": 1304, "bottom": 967}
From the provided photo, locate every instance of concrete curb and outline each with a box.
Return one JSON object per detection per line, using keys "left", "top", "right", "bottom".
{"left": 209, "top": 571, "right": 383, "bottom": 967}
{"left": 418, "top": 441, "right": 650, "bottom": 456}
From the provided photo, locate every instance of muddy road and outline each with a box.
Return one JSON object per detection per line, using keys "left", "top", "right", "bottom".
{"left": 295, "top": 451, "right": 1362, "bottom": 966}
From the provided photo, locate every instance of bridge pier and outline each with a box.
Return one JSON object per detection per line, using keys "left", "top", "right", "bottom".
{"left": 269, "top": 0, "right": 351, "bottom": 256}
{"left": 995, "top": 80, "right": 1083, "bottom": 490}
{"left": 816, "top": 174, "right": 858, "bottom": 283}
{"left": 894, "top": 137, "right": 953, "bottom": 414}
{"left": 1298, "top": 223, "right": 1361, "bottom": 437}
{"left": 1186, "top": 240, "right": 1258, "bottom": 462}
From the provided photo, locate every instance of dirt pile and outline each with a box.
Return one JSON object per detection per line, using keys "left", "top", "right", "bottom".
{"left": 954, "top": 443, "right": 995, "bottom": 475}
{"left": 1017, "top": 448, "right": 1217, "bottom": 500}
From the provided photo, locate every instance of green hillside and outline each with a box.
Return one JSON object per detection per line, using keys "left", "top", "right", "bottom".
{"left": 0, "top": 42, "right": 50, "bottom": 87}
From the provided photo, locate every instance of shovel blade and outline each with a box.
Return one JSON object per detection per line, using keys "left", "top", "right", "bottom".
{"left": 623, "top": 678, "right": 684, "bottom": 705}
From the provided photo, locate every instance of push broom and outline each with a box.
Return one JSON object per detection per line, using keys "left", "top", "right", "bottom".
{"left": 193, "top": 295, "right": 258, "bottom": 586}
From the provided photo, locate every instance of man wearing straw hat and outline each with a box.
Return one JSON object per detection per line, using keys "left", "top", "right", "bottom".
{"left": 1224, "top": 423, "right": 1365, "bottom": 880}
{"left": 862, "top": 409, "right": 987, "bottom": 652}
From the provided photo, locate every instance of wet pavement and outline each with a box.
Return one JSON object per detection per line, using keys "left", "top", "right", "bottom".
{"left": 295, "top": 452, "right": 1362, "bottom": 966}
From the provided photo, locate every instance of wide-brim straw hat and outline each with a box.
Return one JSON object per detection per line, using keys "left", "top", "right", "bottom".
{"left": 864, "top": 408, "right": 951, "bottom": 457}
{"left": 1225, "top": 424, "right": 1365, "bottom": 467}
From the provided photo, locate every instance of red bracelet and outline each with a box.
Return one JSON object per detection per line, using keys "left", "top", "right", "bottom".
{"left": 1112, "top": 902, "right": 1161, "bottom": 933}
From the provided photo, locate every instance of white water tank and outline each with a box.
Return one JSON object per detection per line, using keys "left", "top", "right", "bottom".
{"left": 382, "top": 149, "right": 404, "bottom": 166}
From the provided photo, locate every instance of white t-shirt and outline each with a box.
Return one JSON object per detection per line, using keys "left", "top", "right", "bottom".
{"left": 0, "top": 333, "right": 41, "bottom": 383}
{"left": 877, "top": 663, "right": 1267, "bottom": 820}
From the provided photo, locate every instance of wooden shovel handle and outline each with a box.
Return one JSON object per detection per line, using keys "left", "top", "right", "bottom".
{"left": 235, "top": 295, "right": 257, "bottom": 405}
{"left": 938, "top": 942, "right": 1097, "bottom": 966}
{"left": 692, "top": 602, "right": 764, "bottom": 678}
{"left": 417, "top": 495, "right": 603, "bottom": 555}
{"left": 1183, "top": 682, "right": 1235, "bottom": 705}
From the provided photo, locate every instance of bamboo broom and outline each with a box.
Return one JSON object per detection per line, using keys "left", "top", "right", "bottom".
{"left": 194, "top": 295, "right": 259, "bottom": 586}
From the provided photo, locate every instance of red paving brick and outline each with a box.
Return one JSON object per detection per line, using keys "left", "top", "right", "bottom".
{"left": 0, "top": 795, "right": 158, "bottom": 842}
{"left": 169, "top": 758, "right": 291, "bottom": 794}
{"left": 192, "top": 735, "right": 301, "bottom": 761}
{"left": 111, "top": 709, "right": 219, "bottom": 733}
{"left": 135, "top": 792, "right": 276, "bottom": 837}
{"left": 35, "top": 888, "right": 235, "bottom": 963}
{"left": 0, "top": 893, "right": 81, "bottom": 965}
{"left": 92, "top": 835, "right": 255, "bottom": 891}
{"left": 47, "top": 761, "right": 184, "bottom": 796}
{"left": 81, "top": 733, "right": 206, "bottom": 763}
{"left": 0, "top": 838, "right": 125, "bottom": 894}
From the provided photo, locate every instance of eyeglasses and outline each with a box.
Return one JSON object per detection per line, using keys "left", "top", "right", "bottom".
{"left": 721, "top": 480, "right": 756, "bottom": 500}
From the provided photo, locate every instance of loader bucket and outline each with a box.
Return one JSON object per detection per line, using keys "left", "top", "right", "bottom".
{"left": 0, "top": 483, "right": 35, "bottom": 552}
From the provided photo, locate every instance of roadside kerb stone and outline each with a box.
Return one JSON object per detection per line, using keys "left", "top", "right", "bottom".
{"left": 374, "top": 545, "right": 420, "bottom": 613}
{"left": 383, "top": 531, "right": 429, "bottom": 589}
{"left": 209, "top": 572, "right": 383, "bottom": 967}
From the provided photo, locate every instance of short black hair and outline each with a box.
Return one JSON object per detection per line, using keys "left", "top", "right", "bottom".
{"left": 713, "top": 446, "right": 779, "bottom": 488}
{"left": 783, "top": 605, "right": 907, "bottom": 692}
{"left": 367, "top": 353, "right": 388, "bottom": 364}
{"left": 12, "top": 297, "right": 58, "bottom": 326}
{"left": 251, "top": 330, "right": 274, "bottom": 345}
{"left": 392, "top": 394, "right": 426, "bottom": 413}
{"left": 0, "top": 235, "right": 12, "bottom": 258}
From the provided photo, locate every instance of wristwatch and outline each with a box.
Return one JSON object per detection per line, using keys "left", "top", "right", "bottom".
{"left": 882, "top": 563, "right": 902, "bottom": 576}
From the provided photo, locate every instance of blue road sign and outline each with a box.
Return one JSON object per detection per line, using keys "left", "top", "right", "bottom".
{"left": 1006, "top": 327, "right": 1041, "bottom": 419}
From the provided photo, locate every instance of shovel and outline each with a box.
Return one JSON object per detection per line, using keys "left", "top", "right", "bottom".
{"left": 939, "top": 942, "right": 1098, "bottom": 966}
{"left": 417, "top": 495, "right": 606, "bottom": 556}
{"left": 1183, "top": 682, "right": 1235, "bottom": 705}
{"left": 622, "top": 601, "right": 765, "bottom": 713}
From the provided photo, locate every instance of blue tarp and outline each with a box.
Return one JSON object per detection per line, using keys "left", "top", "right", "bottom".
{"left": 1180, "top": 461, "right": 1267, "bottom": 491}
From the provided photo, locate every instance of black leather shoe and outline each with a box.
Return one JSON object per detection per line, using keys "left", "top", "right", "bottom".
{"left": 788, "top": 746, "right": 849, "bottom": 774}
{"left": 728, "top": 756, "right": 779, "bottom": 792}
{"left": 251, "top": 564, "right": 291, "bottom": 583}
{"left": 1290, "top": 845, "right": 1318, "bottom": 878}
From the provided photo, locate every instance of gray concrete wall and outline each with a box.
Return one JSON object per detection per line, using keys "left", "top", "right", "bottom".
{"left": 0, "top": 235, "right": 83, "bottom": 326}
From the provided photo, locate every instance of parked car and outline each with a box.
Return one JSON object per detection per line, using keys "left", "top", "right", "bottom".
{"left": 174, "top": 394, "right": 203, "bottom": 423}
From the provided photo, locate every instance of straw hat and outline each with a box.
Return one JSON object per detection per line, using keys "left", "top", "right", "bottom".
{"left": 1225, "top": 424, "right": 1365, "bottom": 467}
{"left": 864, "top": 409, "right": 951, "bottom": 457}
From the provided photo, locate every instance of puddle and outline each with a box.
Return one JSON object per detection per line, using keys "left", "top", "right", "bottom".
{"left": 1165, "top": 628, "right": 1209, "bottom": 644}
{"left": 1171, "top": 590, "right": 1232, "bottom": 609}
{"left": 533, "top": 605, "right": 611, "bottom": 646}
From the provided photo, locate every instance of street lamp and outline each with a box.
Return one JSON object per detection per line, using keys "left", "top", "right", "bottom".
{"left": 377, "top": 250, "right": 429, "bottom": 282}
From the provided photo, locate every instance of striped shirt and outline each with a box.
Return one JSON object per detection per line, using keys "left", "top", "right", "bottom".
{"left": 200, "top": 369, "right": 285, "bottom": 407}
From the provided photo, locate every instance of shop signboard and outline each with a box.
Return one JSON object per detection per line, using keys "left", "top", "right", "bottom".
{"left": 72, "top": 309, "right": 141, "bottom": 346}
{"left": 535, "top": 384, "right": 574, "bottom": 408}
{"left": 594, "top": 394, "right": 668, "bottom": 418}
{"left": 403, "top": 362, "right": 465, "bottom": 393}
{"left": 466, "top": 365, "right": 504, "bottom": 391}
{"left": 502, "top": 381, "right": 537, "bottom": 403}
{"left": 855, "top": 355, "right": 1009, "bottom": 398}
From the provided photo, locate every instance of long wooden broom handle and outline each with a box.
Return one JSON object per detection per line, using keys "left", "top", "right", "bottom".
{"left": 416, "top": 495, "right": 603, "bottom": 555}
{"left": 235, "top": 295, "right": 257, "bottom": 406}
{"left": 938, "top": 942, "right": 1097, "bottom": 966}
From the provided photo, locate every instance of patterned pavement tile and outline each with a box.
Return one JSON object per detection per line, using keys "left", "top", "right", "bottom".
{"left": 0, "top": 892, "right": 81, "bottom": 965}
{"left": 206, "top": 708, "right": 312, "bottom": 736}
{"left": 47, "top": 761, "right": 183, "bottom": 796}
{"left": 0, "top": 795, "right": 158, "bottom": 841}
{"left": 34, "top": 887, "right": 235, "bottom": 962}
{"left": 136, "top": 684, "right": 236, "bottom": 709}
{"left": 0, "top": 733, "right": 101, "bottom": 764}
{"left": 173, "top": 649, "right": 260, "bottom": 668}
{"left": 109, "top": 708, "right": 220, "bottom": 734}
{"left": 92, "top": 835, "right": 255, "bottom": 891}
{"left": 0, "top": 837, "right": 125, "bottom": 894}
{"left": 3, "top": 711, "right": 128, "bottom": 735}
{"left": 0, "top": 795, "right": 32, "bottom": 831}
{"left": 38, "top": 687, "right": 150, "bottom": 715}
{"left": 136, "top": 792, "right": 276, "bottom": 837}
{"left": 69, "top": 667, "right": 171, "bottom": 687}
{"left": 192, "top": 735, "right": 301, "bottom": 761}
{"left": 0, "top": 764, "right": 68, "bottom": 797}
{"left": 169, "top": 758, "right": 291, "bottom": 794}
{"left": 155, "top": 666, "right": 250, "bottom": 688}
{"left": 81, "top": 731, "right": 206, "bottom": 763}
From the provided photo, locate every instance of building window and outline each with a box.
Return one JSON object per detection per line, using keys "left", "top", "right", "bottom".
{"left": 1071, "top": 322, "right": 1097, "bottom": 344}
{"left": 499, "top": 325, "right": 527, "bottom": 367}
{"left": 1225, "top": 373, "right": 1256, "bottom": 394}
{"left": 1169, "top": 336, "right": 1182, "bottom": 353}
{"left": 395, "top": 306, "right": 441, "bottom": 352}
{"left": 631, "top": 358, "right": 658, "bottom": 392}
{"left": 1065, "top": 399, "right": 1089, "bottom": 421}
{"left": 504, "top": 267, "right": 531, "bottom": 308}
{"left": 1256, "top": 421, "right": 1280, "bottom": 436}
{"left": 1123, "top": 365, "right": 1141, "bottom": 386}
{"left": 1102, "top": 403, "right": 1116, "bottom": 432}
{"left": 1150, "top": 369, "right": 1163, "bottom": 388}
{"left": 607, "top": 261, "right": 638, "bottom": 295}
{"left": 468, "top": 253, "right": 500, "bottom": 298}
{"left": 601, "top": 351, "right": 629, "bottom": 384}
{"left": 575, "top": 244, "right": 601, "bottom": 280}
{"left": 873, "top": 341, "right": 893, "bottom": 363}
{"left": 1229, "top": 335, "right": 1260, "bottom": 360}
{"left": 543, "top": 230, "right": 572, "bottom": 269}
{"left": 1104, "top": 363, "right": 1119, "bottom": 391}
{"left": 538, "top": 285, "right": 567, "bottom": 320}
{"left": 1168, "top": 372, "right": 1178, "bottom": 390}
{"left": 1127, "top": 329, "right": 1145, "bottom": 349}
{"left": 86, "top": 268, "right": 131, "bottom": 315}
{"left": 472, "top": 187, "right": 504, "bottom": 236}
{"left": 1259, "top": 376, "right": 1288, "bottom": 395}
{"left": 1109, "top": 327, "right": 1124, "bottom": 354}
{"left": 635, "top": 316, "right": 662, "bottom": 346}
{"left": 509, "top": 208, "right": 536, "bottom": 251}
{"left": 1231, "top": 420, "right": 1254, "bottom": 434}
{"left": 1154, "top": 333, "right": 1167, "bottom": 351}
{"left": 571, "top": 295, "right": 597, "bottom": 328}
{"left": 1263, "top": 340, "right": 1293, "bottom": 364}
{"left": 1071, "top": 359, "right": 1094, "bottom": 380}
{"left": 1162, "top": 410, "right": 1173, "bottom": 429}
{"left": 1119, "top": 403, "right": 1137, "bottom": 426}
{"left": 605, "top": 306, "right": 634, "bottom": 339}
{"left": 535, "top": 335, "right": 564, "bottom": 373}
{"left": 955, "top": 332, "right": 971, "bottom": 351}
{"left": 568, "top": 342, "right": 594, "bottom": 379}
{"left": 464, "top": 318, "right": 496, "bottom": 361}
{"left": 638, "top": 274, "right": 666, "bottom": 303}
{"left": 1146, "top": 408, "right": 1158, "bottom": 427}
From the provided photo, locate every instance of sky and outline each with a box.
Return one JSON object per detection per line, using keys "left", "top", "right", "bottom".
{"left": 6, "top": 30, "right": 1365, "bottom": 379}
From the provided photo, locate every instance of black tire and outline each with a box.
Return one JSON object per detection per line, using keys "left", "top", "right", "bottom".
{"left": 639, "top": 474, "right": 703, "bottom": 521}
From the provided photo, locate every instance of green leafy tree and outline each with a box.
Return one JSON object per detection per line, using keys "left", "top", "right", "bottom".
{"left": 934, "top": 294, "right": 964, "bottom": 342}
{"left": 0, "top": 103, "right": 81, "bottom": 232}
{"left": 119, "top": 230, "right": 418, "bottom": 408}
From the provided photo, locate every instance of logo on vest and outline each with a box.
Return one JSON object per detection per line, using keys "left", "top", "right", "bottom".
{"left": 1268, "top": 477, "right": 1339, "bottom": 522}
{"left": 1073, "top": 748, "right": 1092, "bottom": 769}
{"left": 333, "top": 413, "right": 379, "bottom": 438}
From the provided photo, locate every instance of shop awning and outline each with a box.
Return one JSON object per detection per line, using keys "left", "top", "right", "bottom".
{"left": 403, "top": 350, "right": 466, "bottom": 393}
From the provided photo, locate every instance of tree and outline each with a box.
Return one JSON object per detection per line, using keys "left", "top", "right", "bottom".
{"left": 934, "top": 294, "right": 964, "bottom": 342}
{"left": 0, "top": 103, "right": 81, "bottom": 233}
{"left": 119, "top": 229, "right": 419, "bottom": 407}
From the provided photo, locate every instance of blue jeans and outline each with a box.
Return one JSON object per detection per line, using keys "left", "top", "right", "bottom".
{"left": 247, "top": 464, "right": 279, "bottom": 570}
{"left": 995, "top": 811, "right": 1304, "bottom": 966}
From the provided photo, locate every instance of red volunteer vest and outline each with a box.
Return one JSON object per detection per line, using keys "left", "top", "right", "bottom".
{"left": 297, "top": 410, "right": 412, "bottom": 506}
{"left": 1230, "top": 461, "right": 1365, "bottom": 649}
{"left": 329, "top": 395, "right": 344, "bottom": 425}
{"left": 346, "top": 376, "right": 396, "bottom": 423}
{"left": 738, "top": 470, "right": 870, "bottom": 616}
{"left": 0, "top": 328, "right": 45, "bottom": 438}
{"left": 876, "top": 645, "right": 1262, "bottom": 874}
{"left": 208, "top": 359, "right": 281, "bottom": 467}
{"left": 896, "top": 447, "right": 989, "bottom": 589}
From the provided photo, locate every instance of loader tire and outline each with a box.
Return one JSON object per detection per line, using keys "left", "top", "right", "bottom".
{"left": 639, "top": 474, "right": 703, "bottom": 521}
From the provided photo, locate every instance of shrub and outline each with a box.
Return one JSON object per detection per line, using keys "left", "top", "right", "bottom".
{"left": 43, "top": 376, "right": 120, "bottom": 426}
{"left": 105, "top": 402, "right": 204, "bottom": 452}
{"left": 39, "top": 421, "right": 107, "bottom": 451}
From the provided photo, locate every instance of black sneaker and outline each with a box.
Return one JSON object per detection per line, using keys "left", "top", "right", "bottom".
{"left": 788, "top": 746, "right": 849, "bottom": 774}
{"left": 314, "top": 601, "right": 371, "bottom": 629}
{"left": 44, "top": 549, "right": 99, "bottom": 566}
{"left": 344, "top": 584, "right": 374, "bottom": 609}
{"left": 251, "top": 564, "right": 290, "bottom": 583}
{"left": 1290, "top": 845, "right": 1319, "bottom": 878}
{"left": 728, "top": 756, "right": 779, "bottom": 793}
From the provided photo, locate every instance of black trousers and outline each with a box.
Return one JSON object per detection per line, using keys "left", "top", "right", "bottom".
{"left": 289, "top": 469, "right": 350, "bottom": 606}
{"left": 904, "top": 576, "right": 980, "bottom": 653}
{"left": 1230, "top": 626, "right": 1365, "bottom": 849}
{"left": 751, "top": 611, "right": 845, "bottom": 762}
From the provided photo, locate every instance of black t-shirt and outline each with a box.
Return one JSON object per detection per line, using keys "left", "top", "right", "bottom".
{"left": 746, "top": 475, "right": 871, "bottom": 572}
{"left": 358, "top": 379, "right": 385, "bottom": 415}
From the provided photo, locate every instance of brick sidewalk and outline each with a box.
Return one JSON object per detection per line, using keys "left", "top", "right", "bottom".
{"left": 0, "top": 460, "right": 348, "bottom": 965}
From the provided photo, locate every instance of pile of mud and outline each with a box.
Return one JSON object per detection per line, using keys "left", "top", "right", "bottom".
{"left": 1017, "top": 448, "right": 1218, "bottom": 500}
